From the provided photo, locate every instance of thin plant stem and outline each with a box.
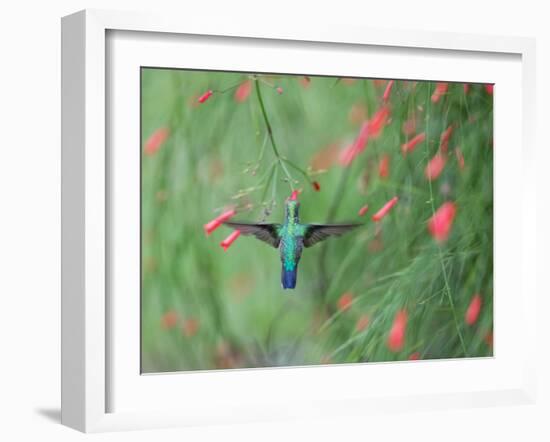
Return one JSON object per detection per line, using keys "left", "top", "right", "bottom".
{"left": 254, "top": 79, "right": 295, "bottom": 191}
{"left": 425, "top": 83, "right": 468, "bottom": 357}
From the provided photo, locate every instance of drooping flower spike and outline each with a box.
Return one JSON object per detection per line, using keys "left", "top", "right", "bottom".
{"left": 372, "top": 196, "right": 399, "bottom": 222}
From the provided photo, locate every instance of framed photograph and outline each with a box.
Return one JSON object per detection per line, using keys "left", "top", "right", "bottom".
{"left": 61, "top": 9, "right": 537, "bottom": 432}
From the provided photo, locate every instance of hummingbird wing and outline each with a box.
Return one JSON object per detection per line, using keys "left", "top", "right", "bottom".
{"left": 224, "top": 222, "right": 282, "bottom": 248}
{"left": 303, "top": 223, "right": 361, "bottom": 248}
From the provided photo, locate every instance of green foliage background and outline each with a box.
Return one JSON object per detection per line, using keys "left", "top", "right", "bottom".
{"left": 141, "top": 69, "right": 493, "bottom": 373}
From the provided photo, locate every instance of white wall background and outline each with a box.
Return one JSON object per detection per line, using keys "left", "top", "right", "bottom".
{"left": 0, "top": 0, "right": 547, "bottom": 440}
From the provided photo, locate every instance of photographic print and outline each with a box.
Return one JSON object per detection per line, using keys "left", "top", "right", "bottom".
{"left": 141, "top": 69, "right": 493, "bottom": 373}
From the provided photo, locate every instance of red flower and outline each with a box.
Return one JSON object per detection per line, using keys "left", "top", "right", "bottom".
{"left": 337, "top": 292, "right": 353, "bottom": 312}
{"left": 144, "top": 127, "right": 169, "bottom": 156}
{"left": 463, "top": 84, "right": 470, "bottom": 94}
{"left": 234, "top": 80, "right": 252, "bottom": 103}
{"left": 387, "top": 310, "right": 408, "bottom": 352}
{"left": 182, "top": 318, "right": 200, "bottom": 337}
{"left": 401, "top": 132, "right": 426, "bottom": 154}
{"left": 358, "top": 204, "right": 369, "bottom": 217}
{"left": 455, "top": 148, "right": 465, "bottom": 170}
{"left": 161, "top": 310, "right": 179, "bottom": 330}
{"left": 431, "top": 83, "right": 448, "bottom": 103}
{"left": 465, "top": 294, "right": 482, "bottom": 325}
{"left": 312, "top": 181, "right": 321, "bottom": 191}
{"left": 408, "top": 352, "right": 421, "bottom": 360}
{"left": 428, "top": 202, "right": 456, "bottom": 242}
{"left": 425, "top": 153, "right": 446, "bottom": 181}
{"left": 369, "top": 106, "right": 390, "bottom": 139}
{"left": 439, "top": 125, "right": 454, "bottom": 153}
{"left": 300, "top": 76, "right": 311, "bottom": 88}
{"left": 204, "top": 209, "right": 236, "bottom": 235}
{"left": 276, "top": 86, "right": 283, "bottom": 94}
{"left": 356, "top": 314, "right": 370, "bottom": 332}
{"left": 485, "top": 84, "right": 494, "bottom": 95}
{"left": 338, "top": 143, "right": 359, "bottom": 167}
{"left": 220, "top": 230, "right": 241, "bottom": 251}
{"left": 198, "top": 89, "right": 213, "bottom": 103}
{"left": 290, "top": 190, "right": 300, "bottom": 200}
{"left": 379, "top": 154, "right": 390, "bottom": 179}
{"left": 382, "top": 80, "right": 394, "bottom": 102}
{"left": 372, "top": 196, "right": 399, "bottom": 222}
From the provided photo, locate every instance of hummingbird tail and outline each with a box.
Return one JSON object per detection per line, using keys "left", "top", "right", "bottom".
{"left": 281, "top": 266, "right": 297, "bottom": 290}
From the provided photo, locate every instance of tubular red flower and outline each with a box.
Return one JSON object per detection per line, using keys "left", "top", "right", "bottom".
{"left": 387, "top": 310, "right": 408, "bottom": 352}
{"left": 356, "top": 314, "right": 370, "bottom": 332}
{"left": 358, "top": 204, "right": 369, "bottom": 217}
{"left": 463, "top": 84, "right": 470, "bottom": 94}
{"left": 220, "top": 230, "right": 241, "bottom": 251}
{"left": 455, "top": 148, "right": 465, "bottom": 170}
{"left": 425, "top": 153, "right": 446, "bottom": 181}
{"left": 290, "top": 190, "right": 299, "bottom": 201}
{"left": 379, "top": 154, "right": 390, "bottom": 179}
{"left": 144, "top": 127, "right": 169, "bottom": 156}
{"left": 372, "top": 196, "right": 399, "bottom": 222}
{"left": 338, "top": 144, "right": 359, "bottom": 167}
{"left": 369, "top": 106, "right": 390, "bottom": 139}
{"left": 439, "top": 125, "right": 454, "bottom": 153}
{"left": 485, "top": 84, "right": 494, "bottom": 95}
{"left": 312, "top": 181, "right": 321, "bottom": 191}
{"left": 198, "top": 89, "right": 213, "bottom": 103}
{"left": 428, "top": 201, "right": 457, "bottom": 242}
{"left": 382, "top": 80, "right": 394, "bottom": 102}
{"left": 401, "top": 132, "right": 426, "bottom": 154}
{"left": 465, "top": 294, "right": 482, "bottom": 325}
{"left": 431, "top": 82, "right": 448, "bottom": 103}
{"left": 204, "top": 209, "right": 237, "bottom": 235}
{"left": 337, "top": 292, "right": 353, "bottom": 312}
{"left": 234, "top": 80, "right": 252, "bottom": 103}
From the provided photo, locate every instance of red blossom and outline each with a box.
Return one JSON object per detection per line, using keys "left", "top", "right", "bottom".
{"left": 425, "top": 153, "right": 447, "bottom": 181}
{"left": 220, "top": 230, "right": 241, "bottom": 251}
{"left": 455, "top": 148, "right": 465, "bottom": 170}
{"left": 465, "top": 294, "right": 482, "bottom": 325}
{"left": 439, "top": 125, "right": 454, "bottom": 153}
{"left": 387, "top": 310, "right": 408, "bottom": 352}
{"left": 276, "top": 86, "right": 283, "bottom": 94}
{"left": 382, "top": 80, "right": 394, "bottom": 102}
{"left": 408, "top": 352, "right": 421, "bottom": 360}
{"left": 338, "top": 144, "right": 359, "bottom": 167}
{"left": 379, "top": 154, "right": 390, "bottom": 179}
{"left": 312, "top": 181, "right": 321, "bottom": 191}
{"left": 428, "top": 201, "right": 457, "bottom": 242}
{"left": 198, "top": 89, "right": 213, "bottom": 103}
{"left": 485, "top": 84, "right": 494, "bottom": 95}
{"left": 234, "top": 80, "right": 252, "bottom": 103}
{"left": 290, "top": 190, "right": 300, "bottom": 201}
{"left": 337, "top": 292, "right": 353, "bottom": 312}
{"left": 463, "top": 84, "right": 470, "bottom": 94}
{"left": 358, "top": 204, "right": 369, "bottom": 217}
{"left": 372, "top": 196, "right": 399, "bottom": 222}
{"left": 144, "top": 127, "right": 169, "bottom": 156}
{"left": 401, "top": 132, "right": 426, "bottom": 154}
{"left": 431, "top": 83, "right": 448, "bottom": 103}
{"left": 369, "top": 106, "right": 390, "bottom": 139}
{"left": 204, "top": 209, "right": 237, "bottom": 235}
{"left": 356, "top": 314, "right": 370, "bottom": 332}
{"left": 161, "top": 310, "right": 179, "bottom": 330}
{"left": 182, "top": 318, "right": 200, "bottom": 337}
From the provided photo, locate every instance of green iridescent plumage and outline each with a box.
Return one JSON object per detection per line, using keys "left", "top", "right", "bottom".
{"left": 225, "top": 196, "right": 360, "bottom": 289}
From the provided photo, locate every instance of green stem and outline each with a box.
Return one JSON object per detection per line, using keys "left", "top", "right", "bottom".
{"left": 254, "top": 79, "right": 295, "bottom": 191}
{"left": 425, "top": 83, "right": 468, "bottom": 357}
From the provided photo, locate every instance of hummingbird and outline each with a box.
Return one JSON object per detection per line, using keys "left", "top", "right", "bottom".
{"left": 224, "top": 191, "right": 361, "bottom": 289}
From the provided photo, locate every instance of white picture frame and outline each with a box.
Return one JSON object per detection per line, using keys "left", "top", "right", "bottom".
{"left": 61, "top": 9, "right": 537, "bottom": 433}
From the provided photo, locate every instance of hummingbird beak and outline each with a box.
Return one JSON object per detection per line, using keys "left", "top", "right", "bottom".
{"left": 289, "top": 190, "right": 299, "bottom": 201}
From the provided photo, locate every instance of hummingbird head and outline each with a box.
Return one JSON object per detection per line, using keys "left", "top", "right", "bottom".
{"left": 285, "top": 190, "right": 300, "bottom": 221}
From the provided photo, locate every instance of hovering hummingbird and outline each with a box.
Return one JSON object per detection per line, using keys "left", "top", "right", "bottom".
{"left": 224, "top": 191, "right": 361, "bottom": 289}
